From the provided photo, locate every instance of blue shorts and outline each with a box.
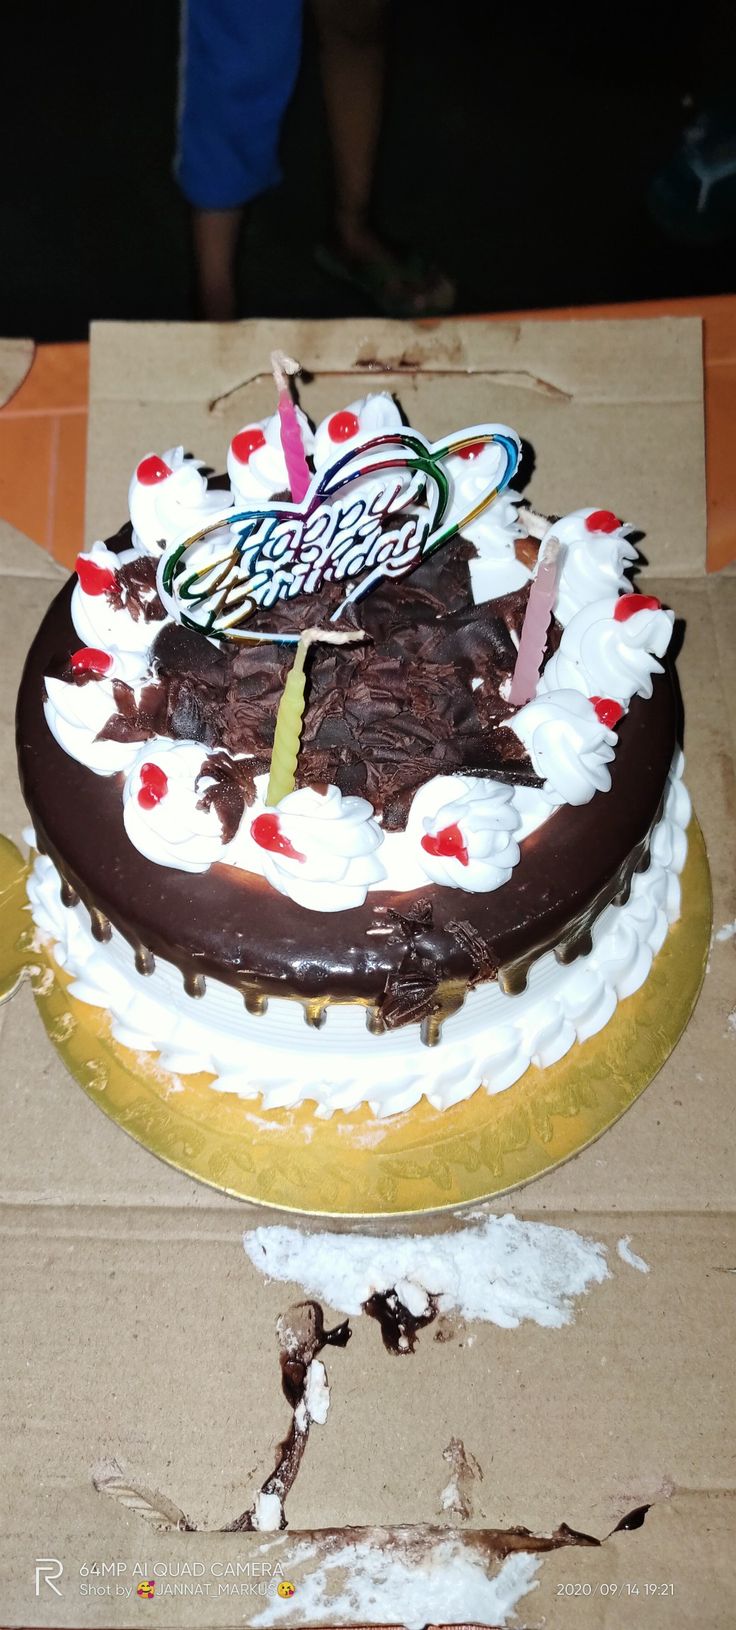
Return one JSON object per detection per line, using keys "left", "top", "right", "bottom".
{"left": 176, "top": 0, "right": 304, "bottom": 210}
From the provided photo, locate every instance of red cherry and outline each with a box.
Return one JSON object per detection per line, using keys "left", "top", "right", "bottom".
{"left": 613, "top": 593, "right": 661, "bottom": 622}
{"left": 231, "top": 426, "right": 266, "bottom": 465}
{"left": 137, "top": 762, "right": 168, "bottom": 809}
{"left": 75, "top": 554, "right": 117, "bottom": 596}
{"left": 457, "top": 441, "right": 486, "bottom": 461}
{"left": 251, "top": 812, "right": 305, "bottom": 862}
{"left": 590, "top": 696, "right": 624, "bottom": 728}
{"left": 327, "top": 410, "right": 360, "bottom": 443}
{"left": 136, "top": 454, "right": 172, "bottom": 485}
{"left": 421, "top": 821, "right": 469, "bottom": 867}
{"left": 585, "top": 509, "right": 622, "bottom": 534}
{"left": 70, "top": 646, "right": 112, "bottom": 677}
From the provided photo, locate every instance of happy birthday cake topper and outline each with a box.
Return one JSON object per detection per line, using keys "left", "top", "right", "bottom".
{"left": 157, "top": 424, "right": 521, "bottom": 642}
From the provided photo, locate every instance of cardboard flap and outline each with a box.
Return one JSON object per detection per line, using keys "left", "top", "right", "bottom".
{"left": 2, "top": 318, "right": 732, "bottom": 1628}
{"left": 0, "top": 336, "right": 34, "bottom": 410}
{"left": 0, "top": 516, "right": 67, "bottom": 581}
{"left": 87, "top": 317, "right": 706, "bottom": 578}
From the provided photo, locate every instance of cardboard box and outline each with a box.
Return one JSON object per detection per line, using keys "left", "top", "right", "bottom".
{"left": 1, "top": 318, "right": 734, "bottom": 1628}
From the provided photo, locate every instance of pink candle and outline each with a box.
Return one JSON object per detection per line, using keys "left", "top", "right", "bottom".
{"left": 271, "top": 350, "right": 311, "bottom": 503}
{"left": 508, "top": 538, "right": 562, "bottom": 706}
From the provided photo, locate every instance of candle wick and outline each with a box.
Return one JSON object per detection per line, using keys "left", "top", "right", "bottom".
{"left": 271, "top": 349, "right": 302, "bottom": 395}
{"left": 294, "top": 624, "right": 366, "bottom": 674}
{"left": 301, "top": 626, "right": 365, "bottom": 652}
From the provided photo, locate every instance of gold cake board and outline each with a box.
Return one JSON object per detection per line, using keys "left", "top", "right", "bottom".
{"left": 0, "top": 825, "right": 711, "bottom": 1218}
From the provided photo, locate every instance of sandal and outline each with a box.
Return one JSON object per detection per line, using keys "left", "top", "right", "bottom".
{"left": 314, "top": 239, "right": 456, "bottom": 318}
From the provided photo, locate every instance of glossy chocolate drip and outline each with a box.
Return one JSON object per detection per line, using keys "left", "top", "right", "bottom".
{"left": 497, "top": 820, "right": 663, "bottom": 998}
{"left": 302, "top": 997, "right": 328, "bottom": 1029}
{"left": 420, "top": 977, "right": 469, "bottom": 1045}
{"left": 16, "top": 537, "right": 679, "bottom": 1031}
{"left": 59, "top": 877, "right": 79, "bottom": 909}
{"left": 89, "top": 906, "right": 111, "bottom": 943}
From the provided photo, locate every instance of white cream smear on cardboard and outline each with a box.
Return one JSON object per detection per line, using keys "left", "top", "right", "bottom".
{"left": 243, "top": 1212, "right": 611, "bottom": 1328}
{"left": 617, "top": 1235, "right": 650, "bottom": 1273}
{"left": 252, "top": 1535, "right": 541, "bottom": 1628}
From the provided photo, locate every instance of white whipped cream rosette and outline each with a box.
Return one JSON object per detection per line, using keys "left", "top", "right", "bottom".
{"left": 44, "top": 673, "right": 143, "bottom": 776}
{"left": 129, "top": 447, "right": 232, "bottom": 555}
{"left": 649, "top": 747, "right": 691, "bottom": 880}
{"left": 71, "top": 543, "right": 159, "bottom": 682}
{"left": 540, "top": 593, "right": 674, "bottom": 705}
{"left": 546, "top": 508, "right": 639, "bottom": 627}
{"left": 464, "top": 488, "right": 529, "bottom": 602}
{"left": 245, "top": 784, "right": 386, "bottom": 912}
{"left": 439, "top": 441, "right": 528, "bottom": 602}
{"left": 123, "top": 740, "right": 229, "bottom": 873}
{"left": 507, "top": 690, "right": 617, "bottom": 806}
{"left": 410, "top": 774, "right": 521, "bottom": 892}
{"left": 311, "top": 392, "right": 421, "bottom": 525}
{"left": 227, "top": 410, "right": 315, "bottom": 504}
{"left": 312, "top": 392, "right": 403, "bottom": 472}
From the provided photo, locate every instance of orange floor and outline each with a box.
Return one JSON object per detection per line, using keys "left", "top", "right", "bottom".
{"left": 0, "top": 301, "right": 733, "bottom": 572}
{"left": 0, "top": 341, "right": 88, "bottom": 567}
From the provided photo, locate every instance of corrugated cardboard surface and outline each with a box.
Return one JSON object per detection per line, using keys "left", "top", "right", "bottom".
{"left": 0, "top": 338, "right": 34, "bottom": 411}
{"left": 86, "top": 318, "right": 706, "bottom": 578}
{"left": 2, "top": 319, "right": 735, "bottom": 1629}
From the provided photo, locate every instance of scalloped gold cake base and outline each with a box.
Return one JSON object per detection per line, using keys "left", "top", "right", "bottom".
{"left": 0, "top": 824, "right": 711, "bottom": 1217}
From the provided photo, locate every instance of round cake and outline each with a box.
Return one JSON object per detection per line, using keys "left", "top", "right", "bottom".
{"left": 16, "top": 389, "right": 689, "bottom": 1116}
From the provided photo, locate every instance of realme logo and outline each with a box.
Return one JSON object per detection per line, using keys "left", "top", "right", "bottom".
{"left": 35, "top": 1558, "right": 64, "bottom": 1596}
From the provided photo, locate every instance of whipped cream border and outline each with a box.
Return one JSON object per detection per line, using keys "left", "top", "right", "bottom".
{"left": 25, "top": 754, "right": 690, "bottom": 1117}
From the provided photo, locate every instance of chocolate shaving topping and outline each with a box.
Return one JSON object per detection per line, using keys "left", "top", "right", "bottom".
{"left": 446, "top": 917, "right": 497, "bottom": 981}
{"left": 165, "top": 675, "right": 221, "bottom": 746}
{"left": 196, "top": 751, "right": 269, "bottom": 844}
{"left": 375, "top": 899, "right": 434, "bottom": 944}
{"left": 141, "top": 536, "right": 547, "bottom": 830}
{"left": 96, "top": 679, "right": 168, "bottom": 744}
{"left": 152, "top": 621, "right": 230, "bottom": 689}
{"left": 380, "top": 965, "right": 438, "bottom": 1028}
{"left": 515, "top": 533, "right": 541, "bottom": 571}
{"left": 106, "top": 556, "right": 167, "bottom": 623}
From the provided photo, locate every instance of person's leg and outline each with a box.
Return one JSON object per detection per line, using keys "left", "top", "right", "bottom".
{"left": 192, "top": 208, "right": 245, "bottom": 323}
{"left": 176, "top": 0, "right": 303, "bottom": 320}
{"left": 311, "top": 0, "right": 389, "bottom": 265}
{"left": 311, "top": 0, "right": 455, "bottom": 316}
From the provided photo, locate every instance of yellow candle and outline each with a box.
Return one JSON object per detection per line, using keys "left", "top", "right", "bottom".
{"left": 266, "top": 628, "right": 364, "bottom": 807}
{"left": 265, "top": 636, "right": 310, "bottom": 807}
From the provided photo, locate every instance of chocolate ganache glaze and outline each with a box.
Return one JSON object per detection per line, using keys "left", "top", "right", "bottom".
{"left": 16, "top": 521, "right": 678, "bottom": 1036}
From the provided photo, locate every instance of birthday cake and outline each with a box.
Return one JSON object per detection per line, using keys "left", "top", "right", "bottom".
{"left": 16, "top": 381, "right": 690, "bottom": 1117}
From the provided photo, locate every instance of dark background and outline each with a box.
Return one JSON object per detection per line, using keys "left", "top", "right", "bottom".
{"left": 2, "top": 0, "right": 734, "bottom": 342}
